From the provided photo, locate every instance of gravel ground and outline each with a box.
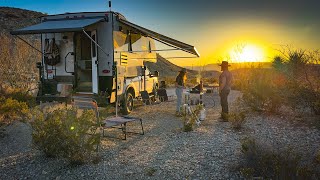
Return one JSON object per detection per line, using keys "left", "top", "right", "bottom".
{"left": 0, "top": 90, "right": 319, "bottom": 180}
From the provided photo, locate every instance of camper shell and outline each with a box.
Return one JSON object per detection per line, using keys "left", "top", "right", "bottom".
{"left": 11, "top": 11, "right": 199, "bottom": 114}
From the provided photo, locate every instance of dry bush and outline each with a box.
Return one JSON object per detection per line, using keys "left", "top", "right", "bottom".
{"left": 182, "top": 104, "right": 203, "bottom": 132}
{"left": 1, "top": 88, "right": 36, "bottom": 107}
{"left": 0, "top": 97, "right": 30, "bottom": 126}
{"left": 228, "top": 98, "right": 248, "bottom": 130}
{"left": 228, "top": 112, "right": 246, "bottom": 130}
{"left": 273, "top": 47, "right": 320, "bottom": 115}
{"left": 186, "top": 77, "right": 198, "bottom": 87}
{"left": 239, "top": 137, "right": 320, "bottom": 179}
{"left": 32, "top": 106, "right": 101, "bottom": 164}
{"left": 234, "top": 47, "right": 320, "bottom": 115}
{"left": 240, "top": 68, "right": 284, "bottom": 113}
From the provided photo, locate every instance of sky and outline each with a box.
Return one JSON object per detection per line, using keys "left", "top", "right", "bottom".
{"left": 1, "top": 0, "right": 320, "bottom": 66}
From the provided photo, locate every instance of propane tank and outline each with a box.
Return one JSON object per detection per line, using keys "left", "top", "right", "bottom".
{"left": 199, "top": 105, "right": 206, "bottom": 121}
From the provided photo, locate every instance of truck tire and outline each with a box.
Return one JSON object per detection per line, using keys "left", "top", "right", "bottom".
{"left": 122, "top": 92, "right": 134, "bottom": 115}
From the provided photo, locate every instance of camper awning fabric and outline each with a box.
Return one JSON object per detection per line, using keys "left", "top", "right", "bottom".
{"left": 118, "top": 18, "right": 200, "bottom": 57}
{"left": 10, "top": 18, "right": 104, "bottom": 35}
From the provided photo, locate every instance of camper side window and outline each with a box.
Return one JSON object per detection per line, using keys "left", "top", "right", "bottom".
{"left": 91, "top": 34, "right": 96, "bottom": 57}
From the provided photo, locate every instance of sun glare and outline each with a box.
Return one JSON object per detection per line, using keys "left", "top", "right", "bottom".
{"left": 230, "top": 45, "right": 264, "bottom": 63}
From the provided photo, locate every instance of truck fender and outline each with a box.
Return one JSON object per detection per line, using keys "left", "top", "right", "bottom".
{"left": 123, "top": 84, "right": 136, "bottom": 98}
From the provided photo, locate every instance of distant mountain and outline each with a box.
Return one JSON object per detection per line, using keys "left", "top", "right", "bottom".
{"left": 0, "top": 7, "right": 44, "bottom": 34}
{"left": 186, "top": 62, "right": 272, "bottom": 72}
{"left": 185, "top": 63, "right": 220, "bottom": 72}
{"left": 145, "top": 54, "right": 198, "bottom": 77}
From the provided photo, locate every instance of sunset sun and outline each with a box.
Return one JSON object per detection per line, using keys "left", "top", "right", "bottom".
{"left": 230, "top": 44, "right": 265, "bottom": 63}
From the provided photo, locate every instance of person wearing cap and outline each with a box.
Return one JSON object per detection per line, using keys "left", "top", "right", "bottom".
{"left": 175, "top": 68, "right": 187, "bottom": 116}
{"left": 219, "top": 61, "right": 232, "bottom": 121}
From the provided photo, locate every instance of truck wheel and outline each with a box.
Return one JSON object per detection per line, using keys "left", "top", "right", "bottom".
{"left": 122, "top": 92, "right": 134, "bottom": 115}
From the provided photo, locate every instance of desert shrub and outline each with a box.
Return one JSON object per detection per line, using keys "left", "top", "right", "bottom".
{"left": 234, "top": 47, "right": 320, "bottom": 115}
{"left": 241, "top": 69, "right": 284, "bottom": 113}
{"left": 239, "top": 137, "right": 319, "bottom": 179}
{"left": 202, "top": 77, "right": 218, "bottom": 85}
{"left": 2, "top": 88, "right": 36, "bottom": 107}
{"left": 145, "top": 167, "right": 157, "bottom": 176}
{"left": 285, "top": 83, "right": 320, "bottom": 114}
{"left": 186, "top": 78, "right": 198, "bottom": 87}
{"left": 0, "top": 97, "right": 30, "bottom": 125}
{"left": 228, "top": 97, "right": 249, "bottom": 129}
{"left": 93, "top": 91, "right": 110, "bottom": 107}
{"left": 182, "top": 104, "right": 203, "bottom": 132}
{"left": 228, "top": 112, "right": 246, "bottom": 130}
{"left": 231, "top": 68, "right": 251, "bottom": 91}
{"left": 31, "top": 106, "right": 101, "bottom": 164}
{"left": 273, "top": 48, "right": 320, "bottom": 115}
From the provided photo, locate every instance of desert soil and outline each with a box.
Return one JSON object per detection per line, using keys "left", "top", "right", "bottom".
{"left": 0, "top": 90, "right": 319, "bottom": 180}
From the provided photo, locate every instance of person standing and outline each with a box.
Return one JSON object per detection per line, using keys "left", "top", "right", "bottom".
{"left": 219, "top": 61, "right": 232, "bottom": 121}
{"left": 175, "top": 68, "right": 187, "bottom": 116}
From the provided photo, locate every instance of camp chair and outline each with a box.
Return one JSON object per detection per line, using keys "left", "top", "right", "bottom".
{"left": 141, "top": 90, "right": 154, "bottom": 105}
{"left": 157, "top": 88, "right": 168, "bottom": 102}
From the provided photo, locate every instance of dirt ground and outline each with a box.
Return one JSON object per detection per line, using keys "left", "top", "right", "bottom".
{"left": 0, "top": 89, "right": 319, "bottom": 179}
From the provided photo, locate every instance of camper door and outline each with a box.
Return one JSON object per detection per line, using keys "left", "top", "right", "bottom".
{"left": 91, "top": 30, "right": 98, "bottom": 94}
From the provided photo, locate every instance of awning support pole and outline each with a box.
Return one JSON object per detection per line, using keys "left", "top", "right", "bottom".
{"left": 82, "top": 29, "right": 109, "bottom": 57}
{"left": 16, "top": 35, "right": 43, "bottom": 55}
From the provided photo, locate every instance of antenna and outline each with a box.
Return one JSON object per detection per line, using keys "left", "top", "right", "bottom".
{"left": 108, "top": 1, "right": 112, "bottom": 11}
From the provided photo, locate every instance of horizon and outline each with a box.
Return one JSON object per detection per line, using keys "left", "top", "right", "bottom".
{"left": 1, "top": 0, "right": 320, "bottom": 66}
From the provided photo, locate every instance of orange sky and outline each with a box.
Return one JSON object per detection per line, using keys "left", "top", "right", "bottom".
{"left": 163, "top": 17, "right": 320, "bottom": 66}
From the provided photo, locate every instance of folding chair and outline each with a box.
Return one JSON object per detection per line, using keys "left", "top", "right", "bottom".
{"left": 157, "top": 88, "right": 168, "bottom": 102}
{"left": 141, "top": 90, "right": 154, "bottom": 105}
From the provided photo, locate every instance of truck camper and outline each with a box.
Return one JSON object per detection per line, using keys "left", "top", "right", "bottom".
{"left": 11, "top": 11, "right": 199, "bottom": 114}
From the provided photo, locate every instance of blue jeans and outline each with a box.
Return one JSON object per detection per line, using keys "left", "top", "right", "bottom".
{"left": 176, "top": 87, "right": 183, "bottom": 112}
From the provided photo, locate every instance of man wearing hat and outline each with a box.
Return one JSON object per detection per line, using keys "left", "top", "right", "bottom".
{"left": 219, "top": 61, "right": 232, "bottom": 121}
{"left": 175, "top": 68, "right": 187, "bottom": 116}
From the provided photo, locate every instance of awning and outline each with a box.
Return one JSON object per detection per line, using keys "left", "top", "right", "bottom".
{"left": 118, "top": 18, "right": 200, "bottom": 57}
{"left": 10, "top": 17, "right": 104, "bottom": 35}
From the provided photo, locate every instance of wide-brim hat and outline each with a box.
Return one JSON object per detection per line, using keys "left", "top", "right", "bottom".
{"left": 180, "top": 68, "right": 187, "bottom": 73}
{"left": 219, "top": 61, "right": 231, "bottom": 67}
